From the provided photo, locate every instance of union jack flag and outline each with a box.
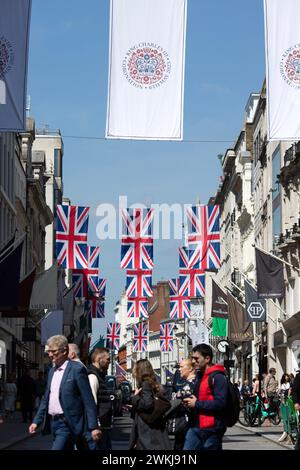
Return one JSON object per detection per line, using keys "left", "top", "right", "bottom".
{"left": 56, "top": 205, "right": 89, "bottom": 269}
{"left": 116, "top": 362, "right": 127, "bottom": 381}
{"left": 121, "top": 208, "right": 154, "bottom": 269}
{"left": 179, "top": 270, "right": 205, "bottom": 298}
{"left": 179, "top": 246, "right": 200, "bottom": 270}
{"left": 126, "top": 269, "right": 153, "bottom": 298}
{"left": 133, "top": 322, "right": 148, "bottom": 352}
{"left": 93, "top": 278, "right": 106, "bottom": 298}
{"left": 87, "top": 296, "right": 105, "bottom": 318}
{"left": 169, "top": 278, "right": 180, "bottom": 296}
{"left": 127, "top": 297, "right": 148, "bottom": 319}
{"left": 160, "top": 323, "right": 174, "bottom": 352}
{"left": 106, "top": 322, "right": 121, "bottom": 350}
{"left": 186, "top": 205, "right": 221, "bottom": 270}
{"left": 169, "top": 278, "right": 191, "bottom": 318}
{"left": 72, "top": 246, "right": 100, "bottom": 298}
{"left": 169, "top": 296, "right": 191, "bottom": 319}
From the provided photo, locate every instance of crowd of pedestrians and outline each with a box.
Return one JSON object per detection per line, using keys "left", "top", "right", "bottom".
{"left": 1, "top": 335, "right": 300, "bottom": 451}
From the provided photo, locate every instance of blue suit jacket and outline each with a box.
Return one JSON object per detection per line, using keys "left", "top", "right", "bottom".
{"left": 33, "top": 360, "right": 98, "bottom": 436}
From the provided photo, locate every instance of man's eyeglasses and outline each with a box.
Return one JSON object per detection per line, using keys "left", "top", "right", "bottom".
{"left": 47, "top": 349, "right": 64, "bottom": 355}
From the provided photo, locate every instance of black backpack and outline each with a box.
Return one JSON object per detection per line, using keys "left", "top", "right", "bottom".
{"left": 208, "top": 371, "right": 240, "bottom": 427}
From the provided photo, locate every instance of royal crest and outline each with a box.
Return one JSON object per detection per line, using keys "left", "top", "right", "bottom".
{"left": 123, "top": 43, "right": 171, "bottom": 89}
{"left": 0, "top": 36, "right": 14, "bottom": 77}
{"left": 280, "top": 44, "right": 300, "bottom": 88}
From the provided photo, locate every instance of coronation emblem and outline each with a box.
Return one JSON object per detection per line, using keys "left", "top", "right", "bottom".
{"left": 280, "top": 44, "right": 300, "bottom": 88}
{"left": 0, "top": 36, "right": 14, "bottom": 77}
{"left": 123, "top": 43, "right": 171, "bottom": 89}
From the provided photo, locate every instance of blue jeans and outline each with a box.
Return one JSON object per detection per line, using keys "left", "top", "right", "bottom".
{"left": 51, "top": 417, "right": 74, "bottom": 450}
{"left": 183, "top": 427, "right": 225, "bottom": 451}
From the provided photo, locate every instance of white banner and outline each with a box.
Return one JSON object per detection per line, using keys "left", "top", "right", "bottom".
{"left": 0, "top": 0, "right": 31, "bottom": 131}
{"left": 189, "top": 319, "right": 209, "bottom": 347}
{"left": 264, "top": 0, "right": 300, "bottom": 140}
{"left": 106, "top": 0, "right": 187, "bottom": 140}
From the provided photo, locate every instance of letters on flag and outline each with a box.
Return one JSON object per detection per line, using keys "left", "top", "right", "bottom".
{"left": 245, "top": 279, "right": 266, "bottom": 322}
{"left": 0, "top": 0, "right": 31, "bottom": 131}
{"left": 30, "top": 262, "right": 57, "bottom": 310}
{"left": 106, "top": 322, "right": 121, "bottom": 350}
{"left": 255, "top": 247, "right": 284, "bottom": 299}
{"left": 228, "top": 292, "right": 253, "bottom": 343}
{"left": 106, "top": 0, "right": 187, "bottom": 140}
{"left": 160, "top": 323, "right": 174, "bottom": 352}
{"left": 56, "top": 205, "right": 89, "bottom": 269}
{"left": 133, "top": 322, "right": 148, "bottom": 352}
{"left": 186, "top": 205, "right": 221, "bottom": 270}
{"left": 121, "top": 208, "right": 154, "bottom": 269}
{"left": 264, "top": 0, "right": 300, "bottom": 140}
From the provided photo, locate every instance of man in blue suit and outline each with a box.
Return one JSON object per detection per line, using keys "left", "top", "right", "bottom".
{"left": 29, "top": 335, "right": 102, "bottom": 450}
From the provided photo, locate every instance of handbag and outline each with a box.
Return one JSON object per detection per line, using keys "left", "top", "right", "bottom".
{"left": 139, "top": 394, "right": 171, "bottom": 425}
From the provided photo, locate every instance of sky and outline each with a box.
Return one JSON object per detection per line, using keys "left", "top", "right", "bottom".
{"left": 27, "top": 0, "right": 266, "bottom": 333}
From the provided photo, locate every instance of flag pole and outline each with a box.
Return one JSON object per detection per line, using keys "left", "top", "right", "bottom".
{"left": 254, "top": 245, "right": 300, "bottom": 274}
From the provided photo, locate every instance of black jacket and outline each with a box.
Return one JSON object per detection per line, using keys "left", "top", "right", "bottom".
{"left": 129, "top": 381, "right": 171, "bottom": 450}
{"left": 87, "top": 365, "right": 112, "bottom": 428}
{"left": 292, "top": 372, "right": 300, "bottom": 405}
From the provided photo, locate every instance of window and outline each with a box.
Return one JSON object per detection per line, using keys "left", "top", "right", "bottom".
{"left": 54, "top": 148, "right": 61, "bottom": 177}
{"left": 272, "top": 146, "right": 282, "bottom": 240}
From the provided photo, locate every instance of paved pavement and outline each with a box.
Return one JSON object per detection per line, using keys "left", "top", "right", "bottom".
{"left": 0, "top": 412, "right": 294, "bottom": 450}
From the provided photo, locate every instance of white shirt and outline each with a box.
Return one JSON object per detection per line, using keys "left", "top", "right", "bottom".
{"left": 48, "top": 360, "right": 69, "bottom": 416}
{"left": 88, "top": 374, "right": 99, "bottom": 404}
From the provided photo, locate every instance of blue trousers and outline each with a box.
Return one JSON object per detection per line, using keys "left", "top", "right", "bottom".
{"left": 51, "top": 417, "right": 74, "bottom": 450}
{"left": 183, "top": 427, "right": 225, "bottom": 451}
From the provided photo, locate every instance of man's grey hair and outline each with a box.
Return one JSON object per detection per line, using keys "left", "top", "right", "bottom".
{"left": 47, "top": 335, "right": 68, "bottom": 350}
{"left": 68, "top": 343, "right": 80, "bottom": 358}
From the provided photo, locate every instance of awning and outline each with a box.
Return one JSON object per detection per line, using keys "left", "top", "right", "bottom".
{"left": 282, "top": 311, "right": 300, "bottom": 337}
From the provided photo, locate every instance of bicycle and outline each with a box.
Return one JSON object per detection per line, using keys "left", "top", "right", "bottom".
{"left": 240, "top": 394, "right": 281, "bottom": 427}
{"left": 279, "top": 396, "right": 299, "bottom": 445}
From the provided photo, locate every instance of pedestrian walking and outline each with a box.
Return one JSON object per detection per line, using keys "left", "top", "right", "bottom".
{"left": 4, "top": 374, "right": 17, "bottom": 419}
{"left": 183, "top": 343, "right": 228, "bottom": 451}
{"left": 18, "top": 369, "right": 35, "bottom": 423}
{"left": 279, "top": 374, "right": 291, "bottom": 399}
{"left": 29, "top": 335, "right": 101, "bottom": 450}
{"left": 68, "top": 343, "right": 86, "bottom": 368}
{"left": 129, "top": 359, "right": 171, "bottom": 450}
{"left": 87, "top": 347, "right": 113, "bottom": 450}
{"left": 291, "top": 370, "right": 300, "bottom": 450}
{"left": 264, "top": 368, "right": 279, "bottom": 414}
{"left": 170, "top": 358, "right": 196, "bottom": 450}
{"left": 34, "top": 371, "right": 47, "bottom": 411}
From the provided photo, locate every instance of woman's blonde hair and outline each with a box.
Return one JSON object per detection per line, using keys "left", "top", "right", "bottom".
{"left": 133, "top": 359, "right": 160, "bottom": 393}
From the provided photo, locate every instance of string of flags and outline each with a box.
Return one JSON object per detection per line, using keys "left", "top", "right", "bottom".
{"left": 52, "top": 202, "right": 290, "bottom": 352}
{"left": 55, "top": 204, "right": 107, "bottom": 321}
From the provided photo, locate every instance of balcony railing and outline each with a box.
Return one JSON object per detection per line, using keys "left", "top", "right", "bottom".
{"left": 284, "top": 141, "right": 300, "bottom": 166}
